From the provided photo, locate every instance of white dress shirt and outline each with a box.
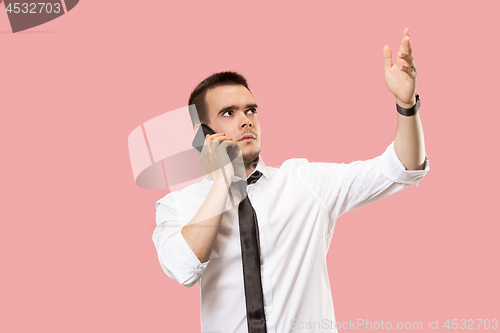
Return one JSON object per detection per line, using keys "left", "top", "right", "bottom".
{"left": 153, "top": 141, "right": 430, "bottom": 333}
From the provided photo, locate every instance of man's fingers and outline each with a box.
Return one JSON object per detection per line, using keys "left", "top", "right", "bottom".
{"left": 397, "top": 52, "right": 415, "bottom": 68}
{"left": 383, "top": 45, "right": 393, "bottom": 71}
{"left": 204, "top": 135, "right": 215, "bottom": 172}
{"left": 211, "top": 135, "right": 233, "bottom": 143}
{"left": 398, "top": 38, "right": 406, "bottom": 57}
{"left": 400, "top": 28, "right": 412, "bottom": 55}
{"left": 404, "top": 36, "right": 413, "bottom": 56}
{"left": 206, "top": 133, "right": 225, "bottom": 140}
{"left": 401, "top": 65, "right": 417, "bottom": 79}
{"left": 206, "top": 134, "right": 235, "bottom": 155}
{"left": 395, "top": 28, "right": 415, "bottom": 73}
{"left": 384, "top": 28, "right": 418, "bottom": 84}
{"left": 205, "top": 133, "right": 229, "bottom": 145}
{"left": 218, "top": 140, "right": 236, "bottom": 148}
{"left": 401, "top": 28, "right": 409, "bottom": 43}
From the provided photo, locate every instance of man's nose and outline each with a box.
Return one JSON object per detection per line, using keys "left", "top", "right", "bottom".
{"left": 239, "top": 113, "right": 252, "bottom": 128}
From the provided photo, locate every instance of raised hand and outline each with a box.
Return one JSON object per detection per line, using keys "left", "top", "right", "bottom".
{"left": 383, "top": 28, "right": 417, "bottom": 108}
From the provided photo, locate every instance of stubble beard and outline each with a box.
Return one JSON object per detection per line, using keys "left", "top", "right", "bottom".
{"left": 243, "top": 146, "right": 261, "bottom": 171}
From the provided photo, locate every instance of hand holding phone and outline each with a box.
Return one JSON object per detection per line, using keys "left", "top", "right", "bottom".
{"left": 193, "top": 124, "right": 238, "bottom": 156}
{"left": 193, "top": 124, "right": 241, "bottom": 183}
{"left": 192, "top": 124, "right": 216, "bottom": 152}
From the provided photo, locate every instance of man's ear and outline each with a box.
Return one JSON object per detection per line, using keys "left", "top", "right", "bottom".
{"left": 193, "top": 124, "right": 201, "bottom": 135}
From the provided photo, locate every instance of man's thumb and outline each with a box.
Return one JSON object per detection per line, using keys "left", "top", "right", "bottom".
{"left": 383, "top": 45, "right": 393, "bottom": 71}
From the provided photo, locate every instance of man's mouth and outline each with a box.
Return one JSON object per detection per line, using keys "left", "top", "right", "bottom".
{"left": 239, "top": 134, "right": 256, "bottom": 142}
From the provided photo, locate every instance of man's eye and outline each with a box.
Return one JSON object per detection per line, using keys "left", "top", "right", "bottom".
{"left": 222, "top": 111, "right": 233, "bottom": 117}
{"left": 248, "top": 108, "right": 257, "bottom": 114}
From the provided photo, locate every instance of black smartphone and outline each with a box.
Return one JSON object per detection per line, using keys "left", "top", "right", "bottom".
{"left": 192, "top": 124, "right": 216, "bottom": 152}
{"left": 192, "top": 124, "right": 235, "bottom": 156}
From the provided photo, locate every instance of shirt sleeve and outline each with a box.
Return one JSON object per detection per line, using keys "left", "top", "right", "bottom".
{"left": 296, "top": 140, "right": 430, "bottom": 222}
{"left": 152, "top": 193, "right": 210, "bottom": 288}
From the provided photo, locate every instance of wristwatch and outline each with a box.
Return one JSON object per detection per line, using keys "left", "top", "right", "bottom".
{"left": 396, "top": 93, "right": 420, "bottom": 116}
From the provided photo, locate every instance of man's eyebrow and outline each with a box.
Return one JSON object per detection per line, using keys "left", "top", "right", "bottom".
{"left": 218, "top": 104, "right": 259, "bottom": 115}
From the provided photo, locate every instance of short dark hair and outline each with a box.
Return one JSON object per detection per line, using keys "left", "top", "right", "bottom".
{"left": 188, "top": 71, "right": 251, "bottom": 128}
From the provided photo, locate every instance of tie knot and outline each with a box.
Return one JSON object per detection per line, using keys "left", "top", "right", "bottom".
{"left": 247, "top": 170, "right": 263, "bottom": 185}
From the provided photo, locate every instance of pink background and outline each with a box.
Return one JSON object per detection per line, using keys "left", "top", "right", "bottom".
{"left": 1, "top": 1, "right": 499, "bottom": 332}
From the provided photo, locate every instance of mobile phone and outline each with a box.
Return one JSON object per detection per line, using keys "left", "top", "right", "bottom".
{"left": 192, "top": 124, "right": 234, "bottom": 156}
{"left": 192, "top": 124, "right": 216, "bottom": 152}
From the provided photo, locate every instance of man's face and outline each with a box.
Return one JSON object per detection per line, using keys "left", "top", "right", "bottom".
{"left": 202, "top": 84, "right": 262, "bottom": 164}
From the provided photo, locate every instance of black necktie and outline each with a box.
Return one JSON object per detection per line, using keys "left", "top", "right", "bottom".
{"left": 236, "top": 170, "right": 267, "bottom": 333}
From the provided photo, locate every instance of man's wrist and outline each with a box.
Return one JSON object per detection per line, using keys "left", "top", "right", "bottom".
{"left": 396, "top": 96, "right": 416, "bottom": 109}
{"left": 212, "top": 173, "right": 231, "bottom": 188}
{"left": 396, "top": 94, "right": 420, "bottom": 117}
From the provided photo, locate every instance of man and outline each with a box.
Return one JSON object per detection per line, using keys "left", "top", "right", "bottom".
{"left": 153, "top": 28, "right": 429, "bottom": 333}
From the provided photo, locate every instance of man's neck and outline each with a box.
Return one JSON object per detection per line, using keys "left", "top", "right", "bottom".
{"left": 244, "top": 155, "right": 260, "bottom": 178}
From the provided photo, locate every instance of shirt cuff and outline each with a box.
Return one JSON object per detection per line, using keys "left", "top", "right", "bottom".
{"left": 159, "top": 231, "right": 210, "bottom": 287}
{"left": 379, "top": 141, "right": 430, "bottom": 185}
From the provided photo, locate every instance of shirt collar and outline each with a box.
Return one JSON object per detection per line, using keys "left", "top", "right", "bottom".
{"left": 249, "top": 154, "right": 269, "bottom": 181}
{"left": 205, "top": 154, "right": 269, "bottom": 184}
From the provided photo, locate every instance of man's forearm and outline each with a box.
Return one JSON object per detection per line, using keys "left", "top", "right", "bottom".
{"left": 393, "top": 107, "right": 426, "bottom": 170}
{"left": 181, "top": 178, "right": 230, "bottom": 263}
